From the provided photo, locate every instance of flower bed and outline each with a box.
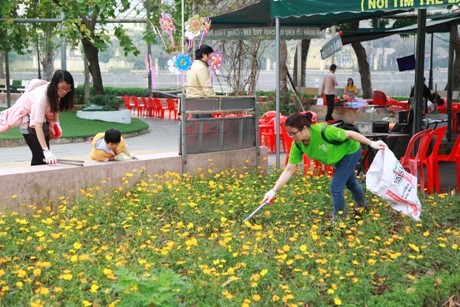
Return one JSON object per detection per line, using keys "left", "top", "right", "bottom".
{"left": 0, "top": 168, "right": 458, "bottom": 305}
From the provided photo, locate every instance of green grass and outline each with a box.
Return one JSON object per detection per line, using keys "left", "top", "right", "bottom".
{"left": 0, "top": 168, "right": 458, "bottom": 306}
{"left": 0, "top": 110, "right": 149, "bottom": 140}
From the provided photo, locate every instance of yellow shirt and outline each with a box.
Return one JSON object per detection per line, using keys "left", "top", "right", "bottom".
{"left": 90, "top": 132, "right": 129, "bottom": 162}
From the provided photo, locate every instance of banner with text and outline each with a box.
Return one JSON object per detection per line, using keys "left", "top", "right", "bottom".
{"left": 207, "top": 27, "right": 325, "bottom": 41}
{"left": 320, "top": 34, "right": 343, "bottom": 60}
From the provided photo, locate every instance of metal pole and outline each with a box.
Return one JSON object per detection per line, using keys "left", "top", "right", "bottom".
{"left": 5, "top": 51, "right": 11, "bottom": 108}
{"left": 275, "top": 17, "right": 280, "bottom": 169}
{"left": 412, "top": 9, "right": 426, "bottom": 135}
{"left": 428, "top": 33, "right": 434, "bottom": 90}
{"left": 447, "top": 25, "right": 455, "bottom": 142}
{"left": 60, "top": 13, "right": 66, "bottom": 70}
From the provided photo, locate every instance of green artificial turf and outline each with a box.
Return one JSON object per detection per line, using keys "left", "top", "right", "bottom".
{"left": 0, "top": 110, "right": 149, "bottom": 140}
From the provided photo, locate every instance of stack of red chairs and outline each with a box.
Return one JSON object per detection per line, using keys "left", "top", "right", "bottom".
{"left": 399, "top": 127, "right": 447, "bottom": 194}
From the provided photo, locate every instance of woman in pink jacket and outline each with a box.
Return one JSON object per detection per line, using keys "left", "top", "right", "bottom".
{"left": 0, "top": 70, "right": 74, "bottom": 165}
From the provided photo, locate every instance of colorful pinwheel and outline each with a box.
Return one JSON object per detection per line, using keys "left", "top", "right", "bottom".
{"left": 160, "top": 13, "right": 176, "bottom": 49}
{"left": 174, "top": 54, "right": 193, "bottom": 73}
{"left": 208, "top": 52, "right": 223, "bottom": 73}
{"left": 185, "top": 14, "right": 204, "bottom": 49}
{"left": 199, "top": 17, "right": 212, "bottom": 48}
{"left": 167, "top": 56, "right": 180, "bottom": 75}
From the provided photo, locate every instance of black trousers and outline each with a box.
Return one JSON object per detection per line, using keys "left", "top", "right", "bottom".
{"left": 22, "top": 133, "right": 50, "bottom": 166}
{"left": 325, "top": 94, "right": 335, "bottom": 121}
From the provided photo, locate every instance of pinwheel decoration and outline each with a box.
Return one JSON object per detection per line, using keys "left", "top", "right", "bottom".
{"left": 208, "top": 52, "right": 223, "bottom": 73}
{"left": 185, "top": 14, "right": 204, "bottom": 50}
{"left": 199, "top": 17, "right": 212, "bottom": 48}
{"left": 167, "top": 56, "right": 180, "bottom": 75}
{"left": 174, "top": 54, "right": 193, "bottom": 73}
{"left": 160, "top": 13, "right": 176, "bottom": 49}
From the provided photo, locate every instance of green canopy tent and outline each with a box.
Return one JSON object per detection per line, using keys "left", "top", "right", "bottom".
{"left": 211, "top": 0, "right": 453, "bottom": 167}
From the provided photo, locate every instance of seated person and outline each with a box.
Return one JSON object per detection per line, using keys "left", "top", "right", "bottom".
{"left": 344, "top": 78, "right": 358, "bottom": 101}
{"left": 409, "top": 77, "right": 435, "bottom": 114}
{"left": 90, "top": 128, "right": 137, "bottom": 162}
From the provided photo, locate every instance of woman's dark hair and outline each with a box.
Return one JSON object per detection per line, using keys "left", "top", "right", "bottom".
{"left": 195, "top": 44, "right": 214, "bottom": 60}
{"left": 47, "top": 69, "right": 74, "bottom": 113}
{"left": 347, "top": 78, "right": 354, "bottom": 86}
{"left": 330, "top": 64, "right": 337, "bottom": 71}
{"left": 285, "top": 112, "right": 313, "bottom": 130}
{"left": 104, "top": 128, "right": 121, "bottom": 144}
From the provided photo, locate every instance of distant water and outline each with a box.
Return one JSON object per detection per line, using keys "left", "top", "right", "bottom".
{"left": 11, "top": 69, "right": 448, "bottom": 97}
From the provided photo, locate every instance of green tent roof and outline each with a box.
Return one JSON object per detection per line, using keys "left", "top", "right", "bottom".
{"left": 211, "top": 0, "right": 451, "bottom": 29}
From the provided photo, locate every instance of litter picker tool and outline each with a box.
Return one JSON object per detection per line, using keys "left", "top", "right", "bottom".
{"left": 243, "top": 201, "right": 268, "bottom": 222}
{"left": 57, "top": 159, "right": 85, "bottom": 166}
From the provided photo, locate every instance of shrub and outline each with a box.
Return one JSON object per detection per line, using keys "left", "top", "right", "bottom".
{"left": 86, "top": 94, "right": 123, "bottom": 111}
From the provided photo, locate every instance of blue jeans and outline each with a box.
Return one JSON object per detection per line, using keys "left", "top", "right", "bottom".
{"left": 330, "top": 148, "right": 366, "bottom": 218}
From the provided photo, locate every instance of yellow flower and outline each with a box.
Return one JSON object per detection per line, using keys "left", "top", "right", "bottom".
{"left": 272, "top": 295, "right": 280, "bottom": 302}
{"left": 0, "top": 269, "right": 4, "bottom": 277}
{"left": 16, "top": 269, "right": 26, "bottom": 278}
{"left": 260, "top": 269, "right": 268, "bottom": 276}
{"left": 33, "top": 268, "right": 42, "bottom": 277}
{"left": 83, "top": 300, "right": 92, "bottom": 307}
{"left": 90, "top": 284, "right": 99, "bottom": 293}
{"left": 334, "top": 297, "right": 342, "bottom": 305}
{"left": 38, "top": 287, "right": 49, "bottom": 295}
{"left": 222, "top": 289, "right": 233, "bottom": 299}
{"left": 253, "top": 294, "right": 261, "bottom": 302}
{"left": 452, "top": 244, "right": 458, "bottom": 250}
{"left": 73, "top": 242, "right": 82, "bottom": 250}
{"left": 59, "top": 273, "right": 73, "bottom": 281}
{"left": 368, "top": 259, "right": 376, "bottom": 265}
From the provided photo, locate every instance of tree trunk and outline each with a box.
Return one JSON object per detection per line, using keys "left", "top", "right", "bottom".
{"left": 351, "top": 41, "right": 372, "bottom": 99}
{"left": 40, "top": 27, "right": 55, "bottom": 81}
{"left": 81, "top": 37, "right": 104, "bottom": 95}
{"left": 0, "top": 51, "right": 4, "bottom": 78}
{"left": 293, "top": 39, "right": 310, "bottom": 88}
{"left": 279, "top": 40, "right": 288, "bottom": 93}
{"left": 452, "top": 27, "right": 460, "bottom": 90}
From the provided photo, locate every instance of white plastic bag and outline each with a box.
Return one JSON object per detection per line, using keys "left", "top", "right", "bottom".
{"left": 316, "top": 98, "right": 324, "bottom": 105}
{"left": 366, "top": 147, "right": 422, "bottom": 221}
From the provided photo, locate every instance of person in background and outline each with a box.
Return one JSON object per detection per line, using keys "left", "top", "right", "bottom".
{"left": 186, "top": 44, "right": 217, "bottom": 118}
{"left": 321, "top": 64, "right": 338, "bottom": 122}
{"left": 262, "top": 112, "right": 386, "bottom": 220}
{"left": 409, "top": 77, "right": 434, "bottom": 114}
{"left": 90, "top": 128, "right": 137, "bottom": 162}
{"left": 344, "top": 78, "right": 358, "bottom": 101}
{"left": 0, "top": 70, "right": 74, "bottom": 165}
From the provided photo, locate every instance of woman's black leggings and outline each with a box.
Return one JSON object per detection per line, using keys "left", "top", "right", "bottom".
{"left": 22, "top": 134, "right": 50, "bottom": 166}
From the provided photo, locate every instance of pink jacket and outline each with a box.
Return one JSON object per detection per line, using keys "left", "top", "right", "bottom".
{"left": 0, "top": 80, "right": 49, "bottom": 133}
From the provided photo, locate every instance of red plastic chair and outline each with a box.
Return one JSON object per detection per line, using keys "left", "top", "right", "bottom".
{"left": 122, "top": 95, "right": 133, "bottom": 114}
{"left": 140, "top": 97, "right": 149, "bottom": 117}
{"left": 419, "top": 126, "right": 447, "bottom": 193}
{"left": 166, "top": 98, "right": 179, "bottom": 120}
{"left": 372, "top": 91, "right": 388, "bottom": 106}
{"left": 399, "top": 129, "right": 432, "bottom": 192}
{"left": 436, "top": 133, "right": 460, "bottom": 192}
{"left": 145, "top": 98, "right": 156, "bottom": 118}
{"left": 260, "top": 116, "right": 288, "bottom": 152}
{"left": 130, "top": 96, "right": 144, "bottom": 117}
{"left": 153, "top": 98, "right": 165, "bottom": 119}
